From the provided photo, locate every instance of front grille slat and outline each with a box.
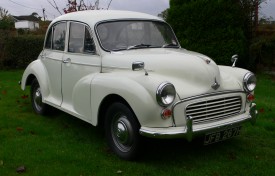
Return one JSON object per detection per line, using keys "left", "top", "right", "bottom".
{"left": 186, "top": 102, "right": 240, "bottom": 113}
{"left": 186, "top": 97, "right": 240, "bottom": 109}
{"left": 189, "top": 106, "right": 241, "bottom": 118}
{"left": 193, "top": 111, "right": 239, "bottom": 124}
{"left": 186, "top": 96, "right": 242, "bottom": 125}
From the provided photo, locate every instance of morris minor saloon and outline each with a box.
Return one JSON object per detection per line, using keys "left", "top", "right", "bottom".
{"left": 21, "top": 10, "right": 257, "bottom": 160}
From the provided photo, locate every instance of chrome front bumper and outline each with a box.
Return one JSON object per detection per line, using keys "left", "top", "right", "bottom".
{"left": 139, "top": 103, "right": 258, "bottom": 141}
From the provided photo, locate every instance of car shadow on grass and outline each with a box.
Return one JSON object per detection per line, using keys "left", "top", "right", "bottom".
{"left": 139, "top": 136, "right": 242, "bottom": 162}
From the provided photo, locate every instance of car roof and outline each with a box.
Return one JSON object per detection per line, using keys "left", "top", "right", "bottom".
{"left": 50, "top": 10, "right": 163, "bottom": 27}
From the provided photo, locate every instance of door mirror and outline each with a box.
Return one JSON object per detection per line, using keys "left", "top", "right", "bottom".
{"left": 132, "top": 61, "right": 145, "bottom": 71}
{"left": 231, "top": 54, "right": 238, "bottom": 67}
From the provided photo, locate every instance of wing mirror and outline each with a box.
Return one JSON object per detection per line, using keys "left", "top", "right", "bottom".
{"left": 231, "top": 54, "right": 238, "bottom": 67}
{"left": 132, "top": 61, "right": 148, "bottom": 76}
{"left": 132, "top": 61, "right": 144, "bottom": 71}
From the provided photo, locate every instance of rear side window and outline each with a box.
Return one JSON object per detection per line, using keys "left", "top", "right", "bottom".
{"left": 45, "top": 28, "right": 52, "bottom": 49}
{"left": 68, "top": 22, "right": 84, "bottom": 53}
{"left": 52, "top": 22, "right": 66, "bottom": 51}
{"left": 68, "top": 22, "right": 95, "bottom": 54}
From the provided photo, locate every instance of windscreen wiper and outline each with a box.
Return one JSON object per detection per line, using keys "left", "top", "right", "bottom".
{"left": 111, "top": 47, "right": 128, "bottom": 52}
{"left": 127, "top": 44, "right": 151, "bottom": 50}
{"left": 162, "top": 43, "right": 179, "bottom": 48}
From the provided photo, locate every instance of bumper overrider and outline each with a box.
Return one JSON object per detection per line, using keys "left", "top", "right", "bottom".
{"left": 139, "top": 103, "right": 257, "bottom": 141}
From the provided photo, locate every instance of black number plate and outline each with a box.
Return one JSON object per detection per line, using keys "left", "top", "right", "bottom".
{"left": 204, "top": 126, "right": 242, "bottom": 145}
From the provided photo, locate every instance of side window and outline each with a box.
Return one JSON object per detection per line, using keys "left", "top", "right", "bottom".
{"left": 45, "top": 28, "right": 52, "bottom": 49}
{"left": 52, "top": 22, "right": 66, "bottom": 51}
{"left": 84, "top": 27, "right": 95, "bottom": 53}
{"left": 68, "top": 22, "right": 95, "bottom": 54}
{"left": 68, "top": 22, "right": 84, "bottom": 53}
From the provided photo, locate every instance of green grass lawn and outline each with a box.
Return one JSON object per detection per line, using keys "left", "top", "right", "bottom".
{"left": 0, "top": 70, "right": 274, "bottom": 176}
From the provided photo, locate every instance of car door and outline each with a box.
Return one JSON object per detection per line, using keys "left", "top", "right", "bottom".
{"left": 61, "top": 21, "right": 101, "bottom": 120}
{"left": 41, "top": 22, "right": 67, "bottom": 106}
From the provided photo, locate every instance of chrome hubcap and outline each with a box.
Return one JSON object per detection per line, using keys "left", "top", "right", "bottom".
{"left": 112, "top": 115, "right": 134, "bottom": 152}
{"left": 116, "top": 120, "right": 129, "bottom": 144}
{"left": 34, "top": 87, "right": 43, "bottom": 111}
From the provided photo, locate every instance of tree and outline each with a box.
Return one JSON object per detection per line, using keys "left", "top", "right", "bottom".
{"left": 0, "top": 7, "right": 14, "bottom": 30}
{"left": 158, "top": 9, "right": 168, "bottom": 20}
{"left": 235, "top": 0, "right": 266, "bottom": 69}
{"left": 0, "top": 6, "right": 9, "bottom": 20}
{"left": 31, "top": 12, "right": 42, "bottom": 21}
{"left": 238, "top": 0, "right": 265, "bottom": 38}
{"left": 166, "top": 0, "right": 265, "bottom": 69}
{"left": 63, "top": 0, "right": 102, "bottom": 14}
{"left": 167, "top": 0, "right": 246, "bottom": 66}
{"left": 31, "top": 12, "right": 39, "bottom": 18}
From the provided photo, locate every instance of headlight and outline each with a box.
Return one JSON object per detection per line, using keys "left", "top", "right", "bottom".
{"left": 156, "top": 82, "right": 176, "bottom": 107}
{"left": 243, "top": 72, "right": 256, "bottom": 92}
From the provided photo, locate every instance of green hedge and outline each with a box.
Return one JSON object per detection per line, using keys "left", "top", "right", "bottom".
{"left": 250, "top": 34, "right": 275, "bottom": 70}
{"left": 167, "top": 0, "right": 247, "bottom": 67}
{"left": 0, "top": 35, "right": 44, "bottom": 69}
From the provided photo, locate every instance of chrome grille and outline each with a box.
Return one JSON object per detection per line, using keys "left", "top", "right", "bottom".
{"left": 186, "top": 96, "right": 242, "bottom": 124}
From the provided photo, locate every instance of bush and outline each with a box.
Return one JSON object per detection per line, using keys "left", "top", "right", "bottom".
{"left": 0, "top": 18, "right": 14, "bottom": 30}
{"left": 250, "top": 34, "right": 275, "bottom": 71}
{"left": 167, "top": 0, "right": 248, "bottom": 67}
{"left": 0, "top": 35, "right": 44, "bottom": 69}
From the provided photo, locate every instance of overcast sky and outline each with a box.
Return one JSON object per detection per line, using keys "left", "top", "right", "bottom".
{"left": 0, "top": 0, "right": 274, "bottom": 20}
{"left": 0, "top": 0, "right": 169, "bottom": 19}
{"left": 261, "top": 0, "right": 275, "bottom": 19}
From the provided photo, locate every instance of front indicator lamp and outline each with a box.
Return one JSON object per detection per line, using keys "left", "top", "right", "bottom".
{"left": 161, "top": 109, "right": 172, "bottom": 120}
{"left": 247, "top": 93, "right": 255, "bottom": 102}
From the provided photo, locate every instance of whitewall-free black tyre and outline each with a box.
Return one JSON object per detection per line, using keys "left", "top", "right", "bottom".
{"left": 105, "top": 102, "right": 141, "bottom": 160}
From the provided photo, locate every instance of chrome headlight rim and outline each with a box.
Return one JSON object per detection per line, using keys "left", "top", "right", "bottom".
{"left": 156, "top": 82, "right": 176, "bottom": 107}
{"left": 243, "top": 72, "right": 256, "bottom": 92}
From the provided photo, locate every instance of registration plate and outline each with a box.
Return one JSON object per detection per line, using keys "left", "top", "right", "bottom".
{"left": 204, "top": 126, "right": 242, "bottom": 145}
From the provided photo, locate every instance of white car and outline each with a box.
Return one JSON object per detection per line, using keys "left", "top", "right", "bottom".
{"left": 21, "top": 10, "right": 257, "bottom": 160}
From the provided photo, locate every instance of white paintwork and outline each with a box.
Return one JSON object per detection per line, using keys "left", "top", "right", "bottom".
{"left": 21, "top": 10, "right": 256, "bottom": 139}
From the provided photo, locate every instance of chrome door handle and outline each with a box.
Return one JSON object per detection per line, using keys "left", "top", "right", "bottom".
{"left": 62, "top": 58, "right": 71, "bottom": 63}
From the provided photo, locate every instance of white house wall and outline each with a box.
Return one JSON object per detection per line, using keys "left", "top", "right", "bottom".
{"left": 15, "top": 21, "right": 39, "bottom": 30}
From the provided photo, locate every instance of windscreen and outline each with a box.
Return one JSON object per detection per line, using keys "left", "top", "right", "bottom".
{"left": 96, "top": 20, "right": 179, "bottom": 51}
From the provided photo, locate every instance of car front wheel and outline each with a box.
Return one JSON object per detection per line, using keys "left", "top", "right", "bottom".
{"left": 105, "top": 102, "right": 141, "bottom": 160}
